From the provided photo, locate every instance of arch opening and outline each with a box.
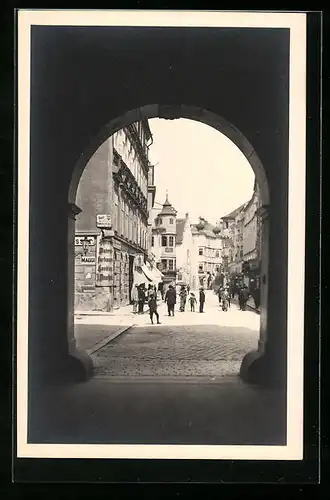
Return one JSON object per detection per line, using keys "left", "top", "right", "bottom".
{"left": 67, "top": 104, "right": 271, "bottom": 386}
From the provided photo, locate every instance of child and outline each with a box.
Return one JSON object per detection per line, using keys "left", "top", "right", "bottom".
{"left": 188, "top": 292, "right": 197, "bottom": 312}
{"left": 148, "top": 294, "right": 161, "bottom": 324}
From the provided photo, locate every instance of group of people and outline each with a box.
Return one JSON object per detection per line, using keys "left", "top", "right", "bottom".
{"left": 131, "top": 282, "right": 207, "bottom": 325}
{"left": 175, "top": 284, "right": 206, "bottom": 314}
{"left": 217, "top": 286, "right": 231, "bottom": 311}
{"left": 215, "top": 283, "right": 251, "bottom": 311}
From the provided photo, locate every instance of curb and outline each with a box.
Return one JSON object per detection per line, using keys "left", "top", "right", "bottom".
{"left": 231, "top": 298, "right": 260, "bottom": 315}
{"left": 87, "top": 324, "right": 134, "bottom": 355}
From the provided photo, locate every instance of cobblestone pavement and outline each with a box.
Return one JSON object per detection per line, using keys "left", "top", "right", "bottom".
{"left": 92, "top": 291, "right": 259, "bottom": 377}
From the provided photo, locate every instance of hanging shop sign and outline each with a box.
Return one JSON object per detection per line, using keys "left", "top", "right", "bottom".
{"left": 96, "top": 214, "right": 112, "bottom": 229}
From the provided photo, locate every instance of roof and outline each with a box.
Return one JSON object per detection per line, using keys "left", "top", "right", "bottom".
{"left": 221, "top": 203, "right": 247, "bottom": 220}
{"left": 191, "top": 220, "right": 219, "bottom": 239}
{"left": 157, "top": 193, "right": 177, "bottom": 217}
{"left": 175, "top": 218, "right": 186, "bottom": 245}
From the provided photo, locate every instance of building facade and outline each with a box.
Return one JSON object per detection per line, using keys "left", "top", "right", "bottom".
{"left": 75, "top": 119, "right": 153, "bottom": 311}
{"left": 220, "top": 179, "right": 262, "bottom": 295}
{"left": 150, "top": 194, "right": 177, "bottom": 285}
{"left": 191, "top": 218, "right": 223, "bottom": 288}
{"left": 175, "top": 213, "right": 198, "bottom": 289}
{"left": 243, "top": 180, "right": 262, "bottom": 292}
{"left": 221, "top": 203, "right": 247, "bottom": 284}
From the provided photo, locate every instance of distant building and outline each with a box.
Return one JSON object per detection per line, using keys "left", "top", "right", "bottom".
{"left": 150, "top": 194, "right": 177, "bottom": 285}
{"left": 221, "top": 203, "right": 247, "bottom": 281}
{"left": 243, "top": 179, "right": 261, "bottom": 291}
{"left": 221, "top": 178, "right": 262, "bottom": 294}
{"left": 75, "top": 119, "right": 153, "bottom": 311}
{"left": 191, "top": 218, "right": 223, "bottom": 288}
{"left": 175, "top": 213, "right": 198, "bottom": 289}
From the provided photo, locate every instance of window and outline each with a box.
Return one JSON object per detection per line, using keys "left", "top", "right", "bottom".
{"left": 161, "top": 259, "right": 167, "bottom": 270}
{"left": 151, "top": 236, "right": 154, "bottom": 246}
{"left": 158, "top": 217, "right": 163, "bottom": 225}
{"left": 169, "top": 218, "right": 174, "bottom": 224}
{"left": 199, "top": 248, "right": 204, "bottom": 256}
{"left": 169, "top": 236, "right": 174, "bottom": 247}
{"left": 215, "top": 251, "right": 219, "bottom": 258}
{"left": 168, "top": 259, "right": 174, "bottom": 271}
{"left": 161, "top": 235, "right": 167, "bottom": 247}
{"left": 199, "top": 264, "right": 204, "bottom": 272}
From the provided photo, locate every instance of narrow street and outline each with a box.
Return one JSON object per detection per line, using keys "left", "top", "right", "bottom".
{"left": 90, "top": 290, "right": 259, "bottom": 379}
{"left": 30, "top": 295, "right": 286, "bottom": 446}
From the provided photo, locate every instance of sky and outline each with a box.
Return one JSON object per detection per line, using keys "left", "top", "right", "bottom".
{"left": 147, "top": 118, "right": 255, "bottom": 224}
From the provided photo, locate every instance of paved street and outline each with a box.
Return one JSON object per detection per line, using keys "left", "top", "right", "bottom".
{"left": 89, "top": 290, "right": 259, "bottom": 378}
{"left": 30, "top": 293, "right": 286, "bottom": 446}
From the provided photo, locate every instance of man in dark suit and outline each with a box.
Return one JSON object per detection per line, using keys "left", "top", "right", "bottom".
{"left": 199, "top": 287, "right": 206, "bottom": 313}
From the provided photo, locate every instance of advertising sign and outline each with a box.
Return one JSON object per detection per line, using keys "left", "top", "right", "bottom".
{"left": 96, "top": 238, "right": 114, "bottom": 286}
{"left": 75, "top": 236, "right": 95, "bottom": 246}
{"left": 96, "top": 214, "right": 112, "bottom": 229}
{"left": 81, "top": 256, "right": 96, "bottom": 264}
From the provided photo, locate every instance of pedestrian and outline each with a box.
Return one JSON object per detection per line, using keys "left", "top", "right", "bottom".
{"left": 241, "top": 285, "right": 250, "bottom": 311}
{"left": 187, "top": 284, "right": 190, "bottom": 294}
{"left": 137, "top": 285, "right": 145, "bottom": 314}
{"left": 222, "top": 288, "right": 230, "bottom": 311}
{"left": 148, "top": 293, "right": 161, "bottom": 324}
{"left": 217, "top": 287, "right": 223, "bottom": 306}
{"left": 179, "top": 285, "right": 187, "bottom": 312}
{"left": 238, "top": 287, "right": 244, "bottom": 310}
{"left": 165, "top": 284, "right": 176, "bottom": 316}
{"left": 225, "top": 286, "right": 231, "bottom": 307}
{"left": 188, "top": 292, "right": 197, "bottom": 312}
{"left": 158, "top": 280, "right": 165, "bottom": 300}
{"left": 199, "top": 287, "right": 205, "bottom": 313}
{"left": 131, "top": 284, "right": 139, "bottom": 313}
{"left": 147, "top": 284, "right": 154, "bottom": 300}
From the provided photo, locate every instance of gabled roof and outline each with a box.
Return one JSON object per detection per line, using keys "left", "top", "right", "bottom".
{"left": 175, "top": 218, "right": 186, "bottom": 245}
{"left": 221, "top": 203, "right": 247, "bottom": 220}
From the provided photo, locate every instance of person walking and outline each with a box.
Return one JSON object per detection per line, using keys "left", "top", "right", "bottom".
{"left": 188, "top": 292, "right": 197, "bottom": 312}
{"left": 158, "top": 280, "right": 165, "bottom": 300}
{"left": 238, "top": 287, "right": 244, "bottom": 310}
{"left": 179, "top": 285, "right": 188, "bottom": 312}
{"left": 241, "top": 285, "right": 250, "bottom": 311}
{"left": 217, "top": 287, "right": 223, "bottom": 306}
{"left": 137, "top": 285, "right": 145, "bottom": 314}
{"left": 147, "top": 284, "right": 154, "bottom": 300}
{"left": 148, "top": 293, "right": 161, "bottom": 324}
{"left": 222, "top": 288, "right": 230, "bottom": 311}
{"left": 165, "top": 284, "right": 176, "bottom": 316}
{"left": 199, "top": 287, "right": 206, "bottom": 313}
{"left": 187, "top": 284, "right": 190, "bottom": 294}
{"left": 131, "top": 284, "right": 139, "bottom": 314}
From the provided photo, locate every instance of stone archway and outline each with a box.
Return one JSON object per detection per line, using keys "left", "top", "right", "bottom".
{"left": 68, "top": 103, "right": 270, "bottom": 385}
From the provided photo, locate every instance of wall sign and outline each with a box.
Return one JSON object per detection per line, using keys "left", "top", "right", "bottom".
{"left": 96, "top": 238, "right": 114, "bottom": 286}
{"left": 96, "top": 214, "right": 112, "bottom": 229}
{"left": 81, "top": 256, "right": 96, "bottom": 264}
{"left": 75, "top": 236, "right": 95, "bottom": 246}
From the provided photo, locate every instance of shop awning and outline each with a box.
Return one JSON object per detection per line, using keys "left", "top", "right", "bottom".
{"left": 133, "top": 267, "right": 152, "bottom": 286}
{"left": 144, "top": 260, "right": 164, "bottom": 283}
